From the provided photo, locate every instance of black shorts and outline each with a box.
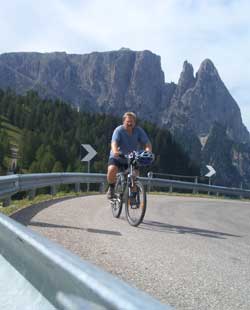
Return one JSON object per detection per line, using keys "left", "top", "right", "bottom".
{"left": 108, "top": 157, "right": 128, "bottom": 170}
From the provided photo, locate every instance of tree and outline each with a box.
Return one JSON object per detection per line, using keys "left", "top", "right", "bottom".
{"left": 52, "top": 161, "right": 64, "bottom": 172}
{"left": 19, "top": 130, "right": 41, "bottom": 169}
{"left": 0, "top": 129, "right": 10, "bottom": 171}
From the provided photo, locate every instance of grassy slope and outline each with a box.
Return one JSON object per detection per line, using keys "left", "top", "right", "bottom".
{"left": 0, "top": 115, "right": 21, "bottom": 148}
{"left": 0, "top": 191, "right": 98, "bottom": 216}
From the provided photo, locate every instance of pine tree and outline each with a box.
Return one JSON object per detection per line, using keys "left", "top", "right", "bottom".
{"left": 52, "top": 161, "right": 64, "bottom": 172}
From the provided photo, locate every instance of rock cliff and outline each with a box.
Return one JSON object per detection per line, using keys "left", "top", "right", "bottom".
{"left": 0, "top": 49, "right": 249, "bottom": 185}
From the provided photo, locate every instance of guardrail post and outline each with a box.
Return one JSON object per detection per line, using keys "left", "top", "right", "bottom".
{"left": 99, "top": 182, "right": 106, "bottom": 193}
{"left": 147, "top": 172, "right": 153, "bottom": 193}
{"left": 240, "top": 183, "right": 243, "bottom": 199}
{"left": 208, "top": 178, "right": 211, "bottom": 196}
{"left": 193, "top": 176, "right": 198, "bottom": 194}
{"left": 75, "top": 183, "right": 80, "bottom": 193}
{"left": 28, "top": 189, "right": 36, "bottom": 200}
{"left": 50, "top": 185, "right": 57, "bottom": 196}
{"left": 2, "top": 197, "right": 11, "bottom": 207}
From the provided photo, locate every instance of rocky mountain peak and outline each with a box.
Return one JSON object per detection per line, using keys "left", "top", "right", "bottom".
{"left": 174, "top": 60, "right": 195, "bottom": 98}
{"left": 181, "top": 60, "right": 194, "bottom": 81}
{"left": 196, "top": 58, "right": 220, "bottom": 83}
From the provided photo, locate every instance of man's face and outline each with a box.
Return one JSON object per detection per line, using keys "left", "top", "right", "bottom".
{"left": 123, "top": 116, "right": 136, "bottom": 130}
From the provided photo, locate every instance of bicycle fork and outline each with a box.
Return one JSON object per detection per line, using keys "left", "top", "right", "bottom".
{"left": 128, "top": 169, "right": 140, "bottom": 206}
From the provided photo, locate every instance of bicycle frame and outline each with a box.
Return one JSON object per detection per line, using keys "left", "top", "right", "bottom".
{"left": 111, "top": 152, "right": 147, "bottom": 226}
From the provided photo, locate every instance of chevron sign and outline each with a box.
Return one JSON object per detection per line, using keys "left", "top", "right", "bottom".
{"left": 81, "top": 144, "right": 97, "bottom": 162}
{"left": 205, "top": 165, "right": 216, "bottom": 177}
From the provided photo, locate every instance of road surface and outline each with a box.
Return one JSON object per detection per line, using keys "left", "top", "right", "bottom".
{"left": 12, "top": 194, "right": 250, "bottom": 310}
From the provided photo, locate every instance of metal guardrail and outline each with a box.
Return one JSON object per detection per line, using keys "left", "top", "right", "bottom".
{"left": 140, "top": 176, "right": 250, "bottom": 198}
{"left": 0, "top": 173, "right": 107, "bottom": 206}
{"left": 1, "top": 172, "right": 250, "bottom": 206}
{"left": 0, "top": 212, "right": 170, "bottom": 309}
{"left": 0, "top": 175, "right": 19, "bottom": 199}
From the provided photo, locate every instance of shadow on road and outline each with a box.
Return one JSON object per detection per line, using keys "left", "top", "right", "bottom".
{"left": 28, "top": 221, "right": 85, "bottom": 230}
{"left": 23, "top": 221, "right": 122, "bottom": 236}
{"left": 11, "top": 196, "right": 122, "bottom": 237}
{"left": 141, "top": 220, "right": 241, "bottom": 239}
{"left": 11, "top": 196, "right": 85, "bottom": 226}
{"left": 87, "top": 228, "right": 122, "bottom": 236}
{"left": 27, "top": 222, "right": 122, "bottom": 236}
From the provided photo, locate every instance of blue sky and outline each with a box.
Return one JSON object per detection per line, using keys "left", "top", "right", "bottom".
{"left": 0, "top": 0, "right": 249, "bottom": 130}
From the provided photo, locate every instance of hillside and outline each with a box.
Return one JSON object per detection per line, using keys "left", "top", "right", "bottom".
{"left": 0, "top": 115, "right": 22, "bottom": 173}
{"left": 0, "top": 90, "right": 198, "bottom": 177}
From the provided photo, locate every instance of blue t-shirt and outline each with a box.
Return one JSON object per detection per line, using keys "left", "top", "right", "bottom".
{"left": 109, "top": 125, "right": 150, "bottom": 158}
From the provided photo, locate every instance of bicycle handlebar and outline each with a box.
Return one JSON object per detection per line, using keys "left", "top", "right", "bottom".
{"left": 118, "top": 151, "right": 154, "bottom": 166}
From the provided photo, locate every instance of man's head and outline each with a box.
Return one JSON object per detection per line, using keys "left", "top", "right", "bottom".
{"left": 123, "top": 112, "right": 136, "bottom": 131}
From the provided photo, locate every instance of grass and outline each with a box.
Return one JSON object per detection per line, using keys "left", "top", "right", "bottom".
{"left": 0, "top": 115, "right": 21, "bottom": 148}
{"left": 0, "top": 191, "right": 99, "bottom": 216}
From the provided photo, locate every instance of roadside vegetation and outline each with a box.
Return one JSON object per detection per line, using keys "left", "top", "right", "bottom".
{"left": 0, "top": 191, "right": 99, "bottom": 216}
{"left": 0, "top": 115, "right": 21, "bottom": 173}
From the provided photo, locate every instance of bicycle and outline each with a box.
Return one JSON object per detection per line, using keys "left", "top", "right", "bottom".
{"left": 110, "top": 151, "right": 154, "bottom": 227}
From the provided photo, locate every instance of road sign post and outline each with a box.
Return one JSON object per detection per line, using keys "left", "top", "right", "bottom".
{"left": 205, "top": 165, "right": 216, "bottom": 195}
{"left": 81, "top": 144, "right": 97, "bottom": 192}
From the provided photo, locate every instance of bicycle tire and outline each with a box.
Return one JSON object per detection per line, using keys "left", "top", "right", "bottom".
{"left": 125, "top": 180, "right": 146, "bottom": 227}
{"left": 111, "top": 195, "right": 123, "bottom": 218}
{"left": 111, "top": 178, "right": 123, "bottom": 218}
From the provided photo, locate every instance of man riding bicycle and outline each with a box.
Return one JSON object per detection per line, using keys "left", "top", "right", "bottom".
{"left": 107, "top": 112, "right": 152, "bottom": 199}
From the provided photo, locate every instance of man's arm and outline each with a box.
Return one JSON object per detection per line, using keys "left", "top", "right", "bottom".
{"left": 111, "top": 141, "right": 120, "bottom": 157}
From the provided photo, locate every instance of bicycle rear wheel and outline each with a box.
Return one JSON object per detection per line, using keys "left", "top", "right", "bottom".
{"left": 125, "top": 180, "right": 146, "bottom": 227}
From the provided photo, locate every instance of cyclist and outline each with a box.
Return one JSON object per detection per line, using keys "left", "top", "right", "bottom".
{"left": 107, "top": 112, "right": 152, "bottom": 199}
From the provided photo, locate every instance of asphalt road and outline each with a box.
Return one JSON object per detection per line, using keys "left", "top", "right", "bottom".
{"left": 12, "top": 194, "right": 250, "bottom": 310}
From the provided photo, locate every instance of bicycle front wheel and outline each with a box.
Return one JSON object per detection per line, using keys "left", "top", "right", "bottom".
{"left": 111, "top": 177, "right": 123, "bottom": 218}
{"left": 111, "top": 194, "right": 123, "bottom": 218}
{"left": 125, "top": 180, "right": 146, "bottom": 227}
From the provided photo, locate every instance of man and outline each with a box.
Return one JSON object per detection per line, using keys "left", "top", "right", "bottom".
{"left": 107, "top": 112, "right": 152, "bottom": 199}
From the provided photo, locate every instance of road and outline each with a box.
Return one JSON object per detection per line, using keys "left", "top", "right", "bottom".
{"left": 12, "top": 194, "right": 250, "bottom": 310}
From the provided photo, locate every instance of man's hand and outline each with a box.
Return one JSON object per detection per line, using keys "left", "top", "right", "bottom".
{"left": 113, "top": 151, "right": 120, "bottom": 158}
{"left": 144, "top": 143, "right": 152, "bottom": 153}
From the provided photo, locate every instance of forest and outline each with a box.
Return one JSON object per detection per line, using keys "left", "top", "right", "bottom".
{"left": 0, "top": 89, "right": 199, "bottom": 177}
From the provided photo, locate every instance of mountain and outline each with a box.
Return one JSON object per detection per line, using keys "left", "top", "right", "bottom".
{"left": 0, "top": 49, "right": 165, "bottom": 120}
{"left": 0, "top": 49, "right": 249, "bottom": 186}
{"left": 163, "top": 59, "right": 249, "bottom": 144}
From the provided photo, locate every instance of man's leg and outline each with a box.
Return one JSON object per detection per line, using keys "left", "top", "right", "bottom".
{"left": 107, "top": 164, "right": 118, "bottom": 199}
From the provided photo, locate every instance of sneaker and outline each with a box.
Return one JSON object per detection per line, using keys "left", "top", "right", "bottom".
{"left": 107, "top": 185, "right": 115, "bottom": 199}
{"left": 129, "top": 191, "right": 137, "bottom": 198}
{"left": 129, "top": 191, "right": 137, "bottom": 205}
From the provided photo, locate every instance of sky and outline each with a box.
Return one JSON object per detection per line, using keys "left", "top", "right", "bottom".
{"left": 0, "top": 0, "right": 250, "bottom": 129}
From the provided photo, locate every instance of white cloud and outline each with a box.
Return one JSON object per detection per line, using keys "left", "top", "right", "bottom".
{"left": 0, "top": 0, "right": 249, "bottom": 128}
